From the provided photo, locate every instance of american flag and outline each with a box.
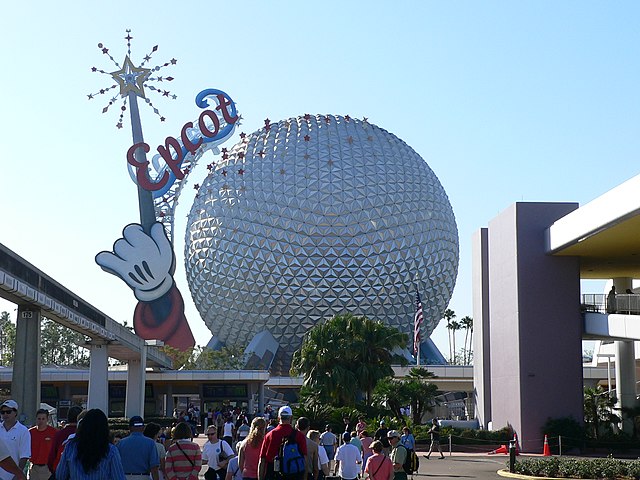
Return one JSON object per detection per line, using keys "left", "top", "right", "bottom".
{"left": 414, "top": 290, "right": 423, "bottom": 355}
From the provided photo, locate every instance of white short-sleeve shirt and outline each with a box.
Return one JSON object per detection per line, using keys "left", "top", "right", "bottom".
{"left": 0, "top": 422, "right": 30, "bottom": 480}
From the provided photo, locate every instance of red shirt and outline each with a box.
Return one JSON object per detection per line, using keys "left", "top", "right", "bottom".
{"left": 259, "top": 424, "right": 307, "bottom": 463}
{"left": 29, "top": 425, "right": 57, "bottom": 464}
{"left": 47, "top": 424, "right": 76, "bottom": 472}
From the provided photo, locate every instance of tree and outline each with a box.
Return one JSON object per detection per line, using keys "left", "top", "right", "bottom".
{"left": 0, "top": 312, "right": 15, "bottom": 365}
{"left": 373, "top": 367, "right": 439, "bottom": 424}
{"left": 290, "top": 314, "right": 408, "bottom": 407}
{"left": 161, "top": 344, "right": 246, "bottom": 370}
{"left": 443, "top": 309, "right": 456, "bottom": 362}
{"left": 40, "top": 317, "right": 90, "bottom": 366}
{"left": 583, "top": 386, "right": 620, "bottom": 439}
{"left": 460, "top": 316, "right": 473, "bottom": 364}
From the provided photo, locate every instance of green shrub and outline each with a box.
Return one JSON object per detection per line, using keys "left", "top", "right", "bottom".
{"left": 511, "top": 456, "right": 640, "bottom": 479}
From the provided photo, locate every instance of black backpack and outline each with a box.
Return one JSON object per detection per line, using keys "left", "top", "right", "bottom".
{"left": 399, "top": 445, "right": 418, "bottom": 474}
{"left": 279, "top": 430, "right": 306, "bottom": 478}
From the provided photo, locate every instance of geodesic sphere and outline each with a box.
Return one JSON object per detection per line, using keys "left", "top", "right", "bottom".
{"left": 185, "top": 114, "right": 458, "bottom": 364}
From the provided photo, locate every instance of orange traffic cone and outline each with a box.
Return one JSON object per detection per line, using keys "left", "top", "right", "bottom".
{"left": 543, "top": 435, "right": 551, "bottom": 456}
{"left": 489, "top": 444, "right": 508, "bottom": 454}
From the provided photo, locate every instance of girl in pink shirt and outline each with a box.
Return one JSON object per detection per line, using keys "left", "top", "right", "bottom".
{"left": 238, "top": 417, "right": 266, "bottom": 480}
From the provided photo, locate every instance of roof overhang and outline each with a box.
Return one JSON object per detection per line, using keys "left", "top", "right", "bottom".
{"left": 547, "top": 173, "right": 640, "bottom": 278}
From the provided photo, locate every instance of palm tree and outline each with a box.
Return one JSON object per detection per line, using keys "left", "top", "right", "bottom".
{"left": 460, "top": 316, "right": 473, "bottom": 364}
{"left": 443, "top": 309, "right": 456, "bottom": 362}
{"left": 291, "top": 313, "right": 407, "bottom": 406}
{"left": 583, "top": 386, "right": 620, "bottom": 439}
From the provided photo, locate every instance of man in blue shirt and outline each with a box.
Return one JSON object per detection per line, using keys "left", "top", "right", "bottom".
{"left": 116, "top": 416, "right": 160, "bottom": 480}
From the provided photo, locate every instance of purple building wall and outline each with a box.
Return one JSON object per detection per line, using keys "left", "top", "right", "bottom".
{"left": 484, "top": 202, "right": 583, "bottom": 451}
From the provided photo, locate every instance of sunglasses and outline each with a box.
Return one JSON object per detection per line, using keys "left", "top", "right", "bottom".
{"left": 207, "top": 433, "right": 217, "bottom": 436}
{"left": 0, "top": 410, "right": 14, "bottom": 415}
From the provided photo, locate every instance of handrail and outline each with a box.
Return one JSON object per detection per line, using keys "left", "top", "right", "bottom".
{"left": 581, "top": 293, "right": 640, "bottom": 314}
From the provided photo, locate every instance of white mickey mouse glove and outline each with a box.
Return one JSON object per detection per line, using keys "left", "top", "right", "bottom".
{"left": 96, "top": 222, "right": 175, "bottom": 303}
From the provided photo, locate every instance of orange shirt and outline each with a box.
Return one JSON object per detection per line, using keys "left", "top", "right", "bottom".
{"left": 29, "top": 426, "right": 57, "bottom": 465}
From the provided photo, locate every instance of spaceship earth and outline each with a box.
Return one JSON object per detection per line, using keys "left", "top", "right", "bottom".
{"left": 185, "top": 114, "right": 458, "bottom": 370}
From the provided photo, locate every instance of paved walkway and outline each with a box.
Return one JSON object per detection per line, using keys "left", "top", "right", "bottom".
{"left": 190, "top": 437, "right": 510, "bottom": 480}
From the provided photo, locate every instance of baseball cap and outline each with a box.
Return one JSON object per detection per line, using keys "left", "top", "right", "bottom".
{"left": 278, "top": 406, "right": 293, "bottom": 417}
{"left": 387, "top": 430, "right": 400, "bottom": 438}
{"left": 129, "top": 415, "right": 145, "bottom": 427}
{"left": 0, "top": 400, "right": 18, "bottom": 411}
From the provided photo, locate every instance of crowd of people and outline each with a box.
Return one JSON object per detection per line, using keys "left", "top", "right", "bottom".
{"left": 0, "top": 400, "right": 437, "bottom": 480}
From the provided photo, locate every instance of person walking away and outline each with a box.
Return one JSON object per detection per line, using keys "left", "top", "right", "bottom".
{"left": 55, "top": 408, "right": 125, "bottom": 480}
{"left": 257, "top": 406, "right": 306, "bottom": 480}
{"left": 202, "top": 426, "right": 234, "bottom": 480}
{"left": 236, "top": 418, "right": 250, "bottom": 448}
{"left": 238, "top": 417, "right": 266, "bottom": 480}
{"left": 425, "top": 419, "right": 444, "bottom": 460}
{"left": 307, "top": 432, "right": 329, "bottom": 480}
{"left": 143, "top": 423, "right": 167, "bottom": 480}
{"left": 348, "top": 432, "right": 361, "bottom": 456}
{"left": 364, "top": 441, "right": 393, "bottom": 480}
{"left": 222, "top": 417, "right": 235, "bottom": 446}
{"left": 164, "top": 422, "right": 201, "bottom": 480}
{"left": 48, "top": 406, "right": 84, "bottom": 477}
{"left": 387, "top": 431, "right": 407, "bottom": 480}
{"left": 318, "top": 426, "right": 336, "bottom": 471}
{"left": 359, "top": 431, "right": 373, "bottom": 474}
{"left": 334, "top": 433, "right": 361, "bottom": 480}
{"left": 116, "top": 416, "right": 160, "bottom": 480}
{"left": 29, "top": 408, "right": 56, "bottom": 480}
{"left": 0, "top": 400, "right": 30, "bottom": 480}
{"left": 373, "top": 421, "right": 390, "bottom": 456}
{"left": 224, "top": 455, "right": 242, "bottom": 480}
{"left": 295, "top": 418, "right": 317, "bottom": 480}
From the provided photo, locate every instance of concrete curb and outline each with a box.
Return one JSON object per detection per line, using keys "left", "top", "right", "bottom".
{"left": 497, "top": 469, "right": 571, "bottom": 480}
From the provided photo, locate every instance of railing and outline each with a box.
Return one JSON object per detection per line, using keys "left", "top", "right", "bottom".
{"left": 581, "top": 293, "right": 640, "bottom": 315}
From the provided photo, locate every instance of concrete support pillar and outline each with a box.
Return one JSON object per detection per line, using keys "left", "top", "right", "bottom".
{"left": 12, "top": 305, "right": 41, "bottom": 426}
{"left": 614, "top": 340, "right": 637, "bottom": 434}
{"left": 472, "top": 228, "right": 491, "bottom": 429}
{"left": 258, "top": 383, "right": 265, "bottom": 414}
{"left": 125, "top": 347, "right": 146, "bottom": 418}
{"left": 87, "top": 341, "right": 109, "bottom": 414}
{"left": 166, "top": 384, "right": 174, "bottom": 416}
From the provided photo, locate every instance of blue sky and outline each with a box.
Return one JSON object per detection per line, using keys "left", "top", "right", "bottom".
{"left": 0, "top": 1, "right": 638, "bottom": 359}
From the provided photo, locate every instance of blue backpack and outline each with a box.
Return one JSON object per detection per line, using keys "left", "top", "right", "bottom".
{"left": 279, "top": 430, "right": 305, "bottom": 478}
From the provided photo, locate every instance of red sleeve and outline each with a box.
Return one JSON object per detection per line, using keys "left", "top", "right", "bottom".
{"left": 297, "top": 431, "right": 307, "bottom": 456}
{"left": 133, "top": 285, "right": 195, "bottom": 350}
{"left": 259, "top": 433, "right": 270, "bottom": 459}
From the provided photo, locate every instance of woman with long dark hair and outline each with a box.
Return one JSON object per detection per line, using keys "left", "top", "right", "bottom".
{"left": 55, "top": 409, "right": 125, "bottom": 480}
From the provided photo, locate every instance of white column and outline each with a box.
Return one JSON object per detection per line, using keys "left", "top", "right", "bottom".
{"left": 87, "top": 341, "right": 109, "bottom": 414}
{"left": 614, "top": 340, "right": 637, "bottom": 434}
{"left": 125, "top": 345, "right": 147, "bottom": 418}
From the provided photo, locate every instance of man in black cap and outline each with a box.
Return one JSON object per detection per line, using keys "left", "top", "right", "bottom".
{"left": 116, "top": 416, "right": 160, "bottom": 480}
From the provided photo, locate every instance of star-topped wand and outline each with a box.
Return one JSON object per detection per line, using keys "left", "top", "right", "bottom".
{"left": 89, "top": 30, "right": 178, "bottom": 233}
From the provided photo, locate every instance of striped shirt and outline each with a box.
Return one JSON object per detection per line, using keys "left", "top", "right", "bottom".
{"left": 165, "top": 440, "right": 202, "bottom": 480}
{"left": 55, "top": 440, "right": 125, "bottom": 480}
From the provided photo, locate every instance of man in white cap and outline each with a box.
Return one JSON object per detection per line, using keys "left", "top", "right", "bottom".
{"left": 258, "top": 406, "right": 307, "bottom": 480}
{"left": 0, "top": 400, "right": 29, "bottom": 480}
